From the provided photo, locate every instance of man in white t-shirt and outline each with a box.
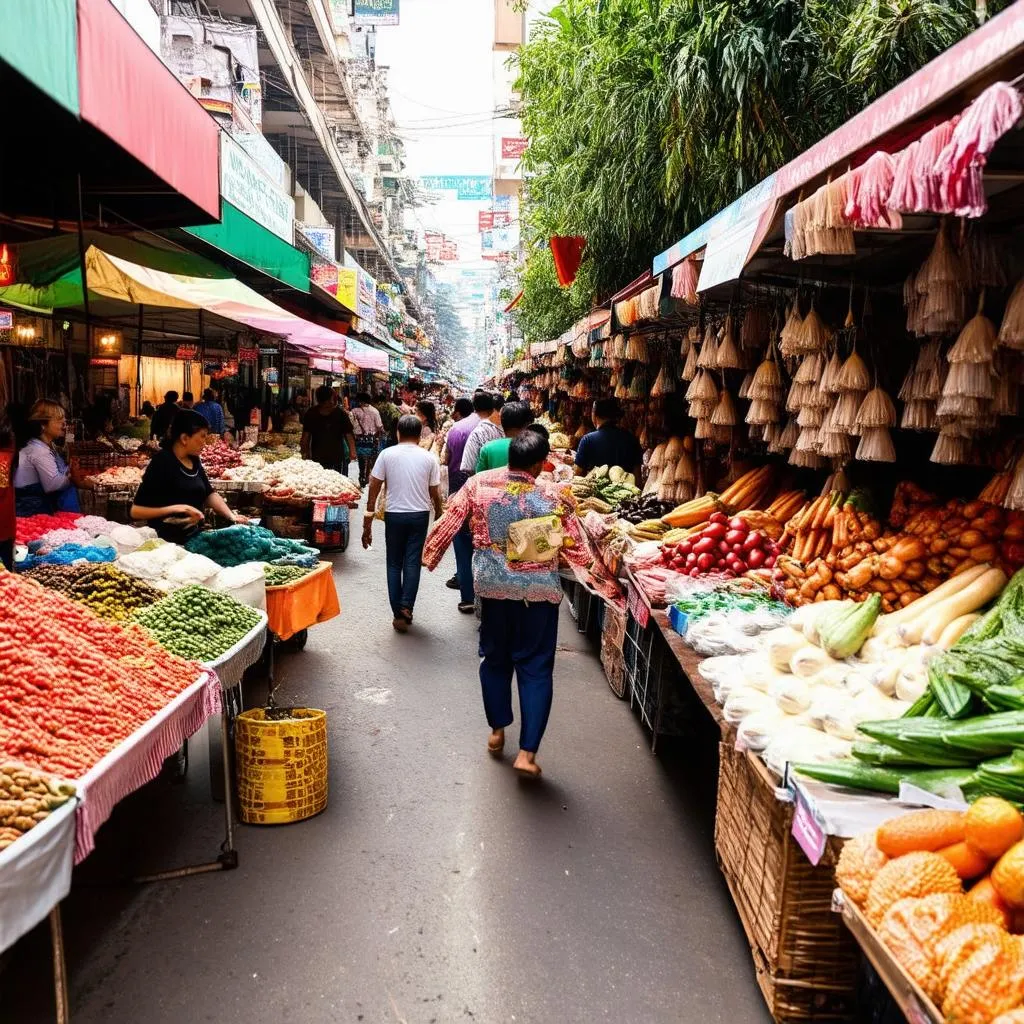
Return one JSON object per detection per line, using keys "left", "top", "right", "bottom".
{"left": 363, "top": 415, "right": 443, "bottom": 633}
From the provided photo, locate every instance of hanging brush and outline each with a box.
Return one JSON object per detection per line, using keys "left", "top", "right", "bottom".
{"left": 778, "top": 417, "right": 799, "bottom": 449}
{"left": 856, "top": 427, "right": 896, "bottom": 463}
{"left": 944, "top": 291, "right": 998, "bottom": 401}
{"left": 796, "top": 303, "right": 830, "bottom": 354}
{"left": 820, "top": 349, "right": 843, "bottom": 394}
{"left": 931, "top": 425, "right": 971, "bottom": 465}
{"left": 831, "top": 391, "right": 864, "bottom": 432}
{"left": 738, "top": 371, "right": 754, "bottom": 400}
{"left": 786, "top": 381, "right": 810, "bottom": 413}
{"left": 749, "top": 345, "right": 783, "bottom": 400}
{"left": 686, "top": 368, "right": 719, "bottom": 402}
{"left": 819, "top": 429, "right": 853, "bottom": 460}
{"left": 694, "top": 417, "right": 713, "bottom": 440}
{"left": 795, "top": 425, "right": 820, "bottom": 453}
{"left": 681, "top": 341, "right": 699, "bottom": 381}
{"left": 856, "top": 386, "right": 897, "bottom": 428}
{"left": 688, "top": 398, "right": 716, "bottom": 419}
{"left": 901, "top": 400, "right": 937, "bottom": 431}
{"left": 745, "top": 399, "right": 781, "bottom": 426}
{"left": 888, "top": 118, "right": 957, "bottom": 214}
{"left": 796, "top": 405, "right": 824, "bottom": 428}
{"left": 789, "top": 449, "right": 826, "bottom": 469}
{"left": 844, "top": 151, "right": 901, "bottom": 229}
{"left": 999, "top": 279, "right": 1024, "bottom": 350}
{"left": 716, "top": 315, "right": 742, "bottom": 369}
{"left": 794, "top": 352, "right": 823, "bottom": 385}
{"left": 779, "top": 299, "right": 803, "bottom": 358}
{"left": 697, "top": 325, "right": 719, "bottom": 369}
{"left": 625, "top": 334, "right": 649, "bottom": 362}
{"left": 836, "top": 349, "right": 871, "bottom": 393}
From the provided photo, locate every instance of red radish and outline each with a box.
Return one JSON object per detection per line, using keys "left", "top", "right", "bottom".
{"left": 678, "top": 540, "right": 693, "bottom": 556}
{"left": 710, "top": 511, "right": 729, "bottom": 525}
{"left": 725, "top": 529, "right": 746, "bottom": 546}
{"left": 747, "top": 548, "right": 766, "bottom": 569}
{"left": 704, "top": 523, "right": 727, "bottom": 540}
{"left": 685, "top": 552, "right": 698, "bottom": 568}
{"left": 717, "top": 540, "right": 730, "bottom": 554}
{"left": 696, "top": 553, "right": 715, "bottom": 571}
{"left": 765, "top": 555, "right": 777, "bottom": 569}
{"left": 693, "top": 536, "right": 715, "bottom": 555}
{"left": 728, "top": 516, "right": 747, "bottom": 532}
{"left": 742, "top": 532, "right": 763, "bottom": 552}
{"left": 731, "top": 542, "right": 745, "bottom": 555}
{"left": 689, "top": 567, "right": 701, "bottom": 578}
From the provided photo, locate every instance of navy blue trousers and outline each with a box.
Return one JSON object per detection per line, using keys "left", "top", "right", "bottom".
{"left": 384, "top": 511, "right": 429, "bottom": 616}
{"left": 453, "top": 521, "right": 475, "bottom": 603}
{"left": 478, "top": 598, "right": 559, "bottom": 753}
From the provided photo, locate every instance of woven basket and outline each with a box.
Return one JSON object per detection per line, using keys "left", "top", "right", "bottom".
{"left": 715, "top": 741, "right": 857, "bottom": 1023}
{"left": 235, "top": 708, "right": 328, "bottom": 825}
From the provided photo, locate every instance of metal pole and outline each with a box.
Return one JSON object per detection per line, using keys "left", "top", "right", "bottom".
{"left": 136, "top": 304, "right": 143, "bottom": 417}
{"left": 49, "top": 905, "right": 69, "bottom": 1024}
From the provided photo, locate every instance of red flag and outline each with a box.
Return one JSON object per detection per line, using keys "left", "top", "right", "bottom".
{"left": 550, "top": 236, "right": 585, "bottom": 287}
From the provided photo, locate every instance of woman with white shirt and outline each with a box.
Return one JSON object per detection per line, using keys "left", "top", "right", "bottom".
{"left": 13, "top": 399, "right": 80, "bottom": 516}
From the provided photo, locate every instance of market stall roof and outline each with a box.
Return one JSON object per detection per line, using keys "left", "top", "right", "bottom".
{"left": 1, "top": 0, "right": 219, "bottom": 228}
{"left": 182, "top": 201, "right": 312, "bottom": 295}
{"left": 651, "top": 2, "right": 1024, "bottom": 293}
{"left": 608, "top": 271, "right": 654, "bottom": 305}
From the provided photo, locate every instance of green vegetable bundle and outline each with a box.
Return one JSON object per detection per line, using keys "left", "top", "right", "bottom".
{"left": 131, "top": 584, "right": 262, "bottom": 662}
{"left": 185, "top": 525, "right": 319, "bottom": 568}
{"left": 263, "top": 564, "right": 314, "bottom": 587}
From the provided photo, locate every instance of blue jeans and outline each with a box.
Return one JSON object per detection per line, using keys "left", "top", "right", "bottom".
{"left": 478, "top": 598, "right": 560, "bottom": 753}
{"left": 384, "top": 511, "right": 430, "bottom": 617}
{"left": 453, "top": 521, "right": 475, "bottom": 604}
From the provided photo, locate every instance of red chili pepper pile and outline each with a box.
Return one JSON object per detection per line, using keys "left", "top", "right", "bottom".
{"left": 15, "top": 512, "right": 81, "bottom": 545}
{"left": 0, "top": 574, "right": 203, "bottom": 778}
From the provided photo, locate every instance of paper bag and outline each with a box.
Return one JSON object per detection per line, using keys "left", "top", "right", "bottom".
{"left": 506, "top": 514, "right": 563, "bottom": 563}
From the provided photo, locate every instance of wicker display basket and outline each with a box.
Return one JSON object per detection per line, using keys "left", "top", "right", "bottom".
{"left": 235, "top": 708, "right": 328, "bottom": 825}
{"left": 715, "top": 741, "right": 857, "bottom": 1023}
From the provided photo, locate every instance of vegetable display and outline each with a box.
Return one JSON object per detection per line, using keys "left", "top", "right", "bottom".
{"left": 22, "top": 563, "right": 163, "bottom": 620}
{"left": 0, "top": 764, "right": 76, "bottom": 851}
{"left": 660, "top": 511, "right": 778, "bottom": 577}
{"left": 184, "top": 525, "right": 320, "bottom": 568}
{"left": 264, "top": 564, "right": 314, "bottom": 587}
{"left": 221, "top": 456, "right": 361, "bottom": 503}
{"left": 835, "top": 798, "right": 1024, "bottom": 1023}
{"left": 570, "top": 464, "right": 641, "bottom": 509}
{"left": 0, "top": 574, "right": 202, "bottom": 777}
{"left": 201, "top": 439, "right": 243, "bottom": 477}
{"left": 131, "top": 584, "right": 263, "bottom": 662}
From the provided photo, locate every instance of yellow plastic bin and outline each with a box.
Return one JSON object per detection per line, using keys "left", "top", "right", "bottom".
{"left": 235, "top": 708, "right": 328, "bottom": 824}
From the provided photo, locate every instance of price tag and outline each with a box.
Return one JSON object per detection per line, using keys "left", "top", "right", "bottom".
{"left": 791, "top": 786, "right": 827, "bottom": 866}
{"left": 627, "top": 582, "right": 650, "bottom": 629}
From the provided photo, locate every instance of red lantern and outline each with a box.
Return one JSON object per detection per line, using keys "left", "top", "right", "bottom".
{"left": 549, "top": 236, "right": 586, "bottom": 287}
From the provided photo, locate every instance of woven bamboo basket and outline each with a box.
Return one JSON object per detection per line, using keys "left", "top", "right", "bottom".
{"left": 715, "top": 741, "right": 857, "bottom": 1023}
{"left": 235, "top": 708, "right": 328, "bottom": 825}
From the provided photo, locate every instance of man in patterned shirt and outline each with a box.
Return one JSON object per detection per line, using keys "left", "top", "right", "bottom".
{"left": 423, "top": 431, "right": 587, "bottom": 778}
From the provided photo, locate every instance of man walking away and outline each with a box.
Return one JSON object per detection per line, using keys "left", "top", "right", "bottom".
{"left": 460, "top": 392, "right": 503, "bottom": 479}
{"left": 422, "top": 431, "right": 587, "bottom": 777}
{"left": 193, "top": 388, "right": 226, "bottom": 437}
{"left": 363, "top": 415, "right": 443, "bottom": 633}
{"left": 475, "top": 401, "right": 534, "bottom": 472}
{"left": 302, "top": 385, "right": 357, "bottom": 475}
{"left": 441, "top": 396, "right": 480, "bottom": 608}
{"left": 180, "top": 392, "right": 195, "bottom": 410}
{"left": 350, "top": 392, "right": 384, "bottom": 487}
{"left": 150, "top": 391, "right": 179, "bottom": 441}
{"left": 574, "top": 397, "right": 643, "bottom": 480}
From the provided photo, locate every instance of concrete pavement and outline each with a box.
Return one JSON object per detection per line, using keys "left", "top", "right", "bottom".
{"left": 2, "top": 526, "right": 770, "bottom": 1024}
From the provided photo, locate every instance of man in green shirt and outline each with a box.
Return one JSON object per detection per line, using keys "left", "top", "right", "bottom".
{"left": 476, "top": 401, "right": 535, "bottom": 472}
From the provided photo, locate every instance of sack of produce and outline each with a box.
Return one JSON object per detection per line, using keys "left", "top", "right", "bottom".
{"left": 165, "top": 552, "right": 222, "bottom": 587}
{"left": 210, "top": 562, "right": 268, "bottom": 610}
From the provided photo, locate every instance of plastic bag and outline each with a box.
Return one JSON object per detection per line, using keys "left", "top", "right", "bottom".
{"left": 736, "top": 708, "right": 788, "bottom": 752}
{"left": 165, "top": 552, "right": 221, "bottom": 586}
{"left": 763, "top": 726, "right": 852, "bottom": 776}
{"left": 723, "top": 688, "right": 772, "bottom": 725}
{"left": 685, "top": 613, "right": 762, "bottom": 656}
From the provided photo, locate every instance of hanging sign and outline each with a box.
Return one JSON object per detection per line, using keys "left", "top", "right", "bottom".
{"left": 501, "top": 137, "right": 528, "bottom": 160}
{"left": 0, "top": 311, "right": 13, "bottom": 330}
{"left": 262, "top": 367, "right": 279, "bottom": 385}
{"left": 419, "top": 175, "right": 492, "bottom": 201}
{"left": 175, "top": 344, "right": 199, "bottom": 361}
{"left": 310, "top": 259, "right": 340, "bottom": 293}
{"left": 299, "top": 224, "right": 336, "bottom": 261}
{"left": 439, "top": 240, "right": 459, "bottom": 261}
{"left": 0, "top": 244, "right": 16, "bottom": 286}
{"left": 354, "top": 0, "right": 400, "bottom": 26}
{"left": 220, "top": 134, "right": 295, "bottom": 243}
{"left": 237, "top": 342, "right": 259, "bottom": 363}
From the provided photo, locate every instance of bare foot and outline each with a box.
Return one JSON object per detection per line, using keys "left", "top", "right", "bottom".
{"left": 513, "top": 751, "right": 542, "bottom": 778}
{"left": 392, "top": 616, "right": 408, "bottom": 633}
{"left": 487, "top": 729, "right": 505, "bottom": 757}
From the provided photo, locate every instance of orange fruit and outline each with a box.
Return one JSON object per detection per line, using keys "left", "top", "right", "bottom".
{"left": 965, "top": 797, "right": 1024, "bottom": 859}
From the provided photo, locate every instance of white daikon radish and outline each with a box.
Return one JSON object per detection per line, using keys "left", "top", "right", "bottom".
{"left": 824, "top": 689, "right": 902, "bottom": 740}
{"left": 737, "top": 708, "right": 787, "bottom": 752}
{"left": 898, "top": 568, "right": 1006, "bottom": 645}
{"left": 934, "top": 612, "right": 982, "bottom": 649}
{"left": 769, "top": 676, "right": 812, "bottom": 715}
{"left": 790, "top": 599, "right": 849, "bottom": 633}
{"left": 790, "top": 646, "right": 836, "bottom": 678}
{"left": 807, "top": 663, "right": 850, "bottom": 689}
{"left": 723, "top": 688, "right": 772, "bottom": 724}
{"left": 895, "top": 663, "right": 929, "bottom": 702}
{"left": 871, "top": 659, "right": 902, "bottom": 697}
{"left": 858, "top": 632, "right": 908, "bottom": 664}
{"left": 807, "top": 691, "right": 851, "bottom": 732}
{"left": 766, "top": 627, "right": 810, "bottom": 672}
{"left": 802, "top": 600, "right": 854, "bottom": 646}
{"left": 842, "top": 665, "right": 876, "bottom": 696}
{"left": 873, "top": 563, "right": 990, "bottom": 635}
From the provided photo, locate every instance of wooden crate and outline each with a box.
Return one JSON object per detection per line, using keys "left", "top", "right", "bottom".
{"left": 715, "top": 741, "right": 858, "bottom": 1023}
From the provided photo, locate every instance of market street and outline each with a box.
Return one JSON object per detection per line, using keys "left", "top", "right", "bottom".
{"left": 5, "top": 528, "right": 767, "bottom": 1024}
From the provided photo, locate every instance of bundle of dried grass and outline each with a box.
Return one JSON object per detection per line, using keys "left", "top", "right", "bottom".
{"left": 625, "top": 334, "right": 649, "bottom": 362}
{"left": 786, "top": 177, "right": 856, "bottom": 260}
{"left": 675, "top": 450, "right": 696, "bottom": 483}
{"left": 710, "top": 388, "right": 737, "bottom": 427}
{"left": 745, "top": 398, "right": 781, "bottom": 426}
{"left": 789, "top": 448, "right": 826, "bottom": 469}
{"left": 651, "top": 362, "right": 677, "bottom": 397}
{"left": 856, "top": 427, "right": 896, "bottom": 463}
{"left": 830, "top": 391, "right": 864, "bottom": 432}
{"left": 738, "top": 371, "right": 754, "bottom": 400}
{"left": 836, "top": 350, "right": 871, "bottom": 393}
{"left": 794, "top": 352, "right": 823, "bottom": 385}
{"left": 909, "top": 222, "right": 967, "bottom": 337}
{"left": 694, "top": 417, "right": 714, "bottom": 440}
{"left": 795, "top": 425, "right": 820, "bottom": 453}
{"left": 681, "top": 341, "right": 699, "bottom": 381}
{"left": 901, "top": 400, "right": 937, "bottom": 431}
{"left": 820, "top": 350, "right": 843, "bottom": 394}
{"left": 779, "top": 299, "right": 803, "bottom": 357}
{"left": 637, "top": 282, "right": 661, "bottom": 322}
{"left": 856, "top": 387, "right": 897, "bottom": 428}
{"left": 819, "top": 428, "right": 853, "bottom": 460}
{"left": 844, "top": 151, "right": 902, "bottom": 229}
{"left": 887, "top": 118, "right": 957, "bottom": 214}
{"left": 786, "top": 380, "right": 809, "bottom": 413}
{"left": 796, "top": 405, "right": 824, "bottom": 428}
{"left": 685, "top": 368, "right": 718, "bottom": 403}
{"left": 931, "top": 425, "right": 971, "bottom": 465}
{"left": 688, "top": 398, "right": 716, "bottom": 419}
{"left": 741, "top": 306, "right": 770, "bottom": 351}
{"left": 649, "top": 443, "right": 667, "bottom": 470}
{"left": 611, "top": 334, "right": 627, "bottom": 360}
{"left": 999, "top": 279, "right": 1024, "bottom": 350}
{"left": 943, "top": 294, "right": 997, "bottom": 402}
{"left": 796, "top": 306, "right": 831, "bottom": 355}
{"left": 716, "top": 316, "right": 742, "bottom": 369}
{"left": 749, "top": 350, "right": 783, "bottom": 400}
{"left": 697, "top": 325, "right": 719, "bottom": 369}
{"left": 763, "top": 422, "right": 782, "bottom": 448}
{"left": 778, "top": 417, "right": 799, "bottom": 449}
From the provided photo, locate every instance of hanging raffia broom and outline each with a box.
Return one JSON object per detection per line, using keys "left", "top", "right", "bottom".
{"left": 778, "top": 416, "right": 799, "bottom": 449}
{"left": 716, "top": 316, "right": 742, "bottom": 369}
{"left": 856, "top": 427, "right": 896, "bottom": 463}
{"left": 738, "top": 371, "right": 754, "bottom": 400}
{"left": 671, "top": 256, "right": 699, "bottom": 304}
{"left": 943, "top": 291, "right": 997, "bottom": 402}
{"left": 856, "top": 386, "right": 897, "bottom": 428}
{"left": 710, "top": 387, "right": 737, "bottom": 426}
{"left": 999, "top": 279, "right": 1024, "bottom": 350}
{"left": 779, "top": 299, "right": 803, "bottom": 358}
{"left": 697, "top": 325, "right": 719, "bottom": 369}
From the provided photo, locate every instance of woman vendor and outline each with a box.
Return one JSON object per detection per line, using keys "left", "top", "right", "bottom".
{"left": 131, "top": 409, "right": 248, "bottom": 543}
{"left": 13, "top": 399, "right": 81, "bottom": 516}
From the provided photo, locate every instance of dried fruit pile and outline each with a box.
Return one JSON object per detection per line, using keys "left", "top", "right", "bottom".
{"left": 0, "top": 574, "right": 202, "bottom": 778}
{"left": 0, "top": 763, "right": 75, "bottom": 851}
{"left": 23, "top": 563, "right": 163, "bottom": 620}
{"left": 836, "top": 799, "right": 1024, "bottom": 1022}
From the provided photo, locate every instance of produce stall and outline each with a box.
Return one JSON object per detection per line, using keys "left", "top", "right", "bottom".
{"left": 264, "top": 561, "right": 341, "bottom": 643}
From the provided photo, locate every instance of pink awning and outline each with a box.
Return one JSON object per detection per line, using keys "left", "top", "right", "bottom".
{"left": 76, "top": 0, "right": 220, "bottom": 220}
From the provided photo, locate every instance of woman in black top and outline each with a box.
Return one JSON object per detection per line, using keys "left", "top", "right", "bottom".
{"left": 131, "top": 410, "right": 248, "bottom": 543}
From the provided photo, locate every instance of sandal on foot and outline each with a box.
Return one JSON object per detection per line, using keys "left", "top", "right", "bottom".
{"left": 400, "top": 608, "right": 414, "bottom": 623}
{"left": 392, "top": 616, "right": 408, "bottom": 633}
{"left": 458, "top": 602, "right": 475, "bottom": 614}
{"left": 487, "top": 731, "right": 505, "bottom": 757}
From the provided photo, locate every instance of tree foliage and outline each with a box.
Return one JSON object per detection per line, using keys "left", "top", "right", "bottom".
{"left": 512, "top": 0, "right": 1005, "bottom": 345}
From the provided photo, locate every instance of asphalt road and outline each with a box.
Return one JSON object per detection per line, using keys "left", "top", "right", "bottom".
{"left": 2, "top": 520, "right": 771, "bottom": 1024}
